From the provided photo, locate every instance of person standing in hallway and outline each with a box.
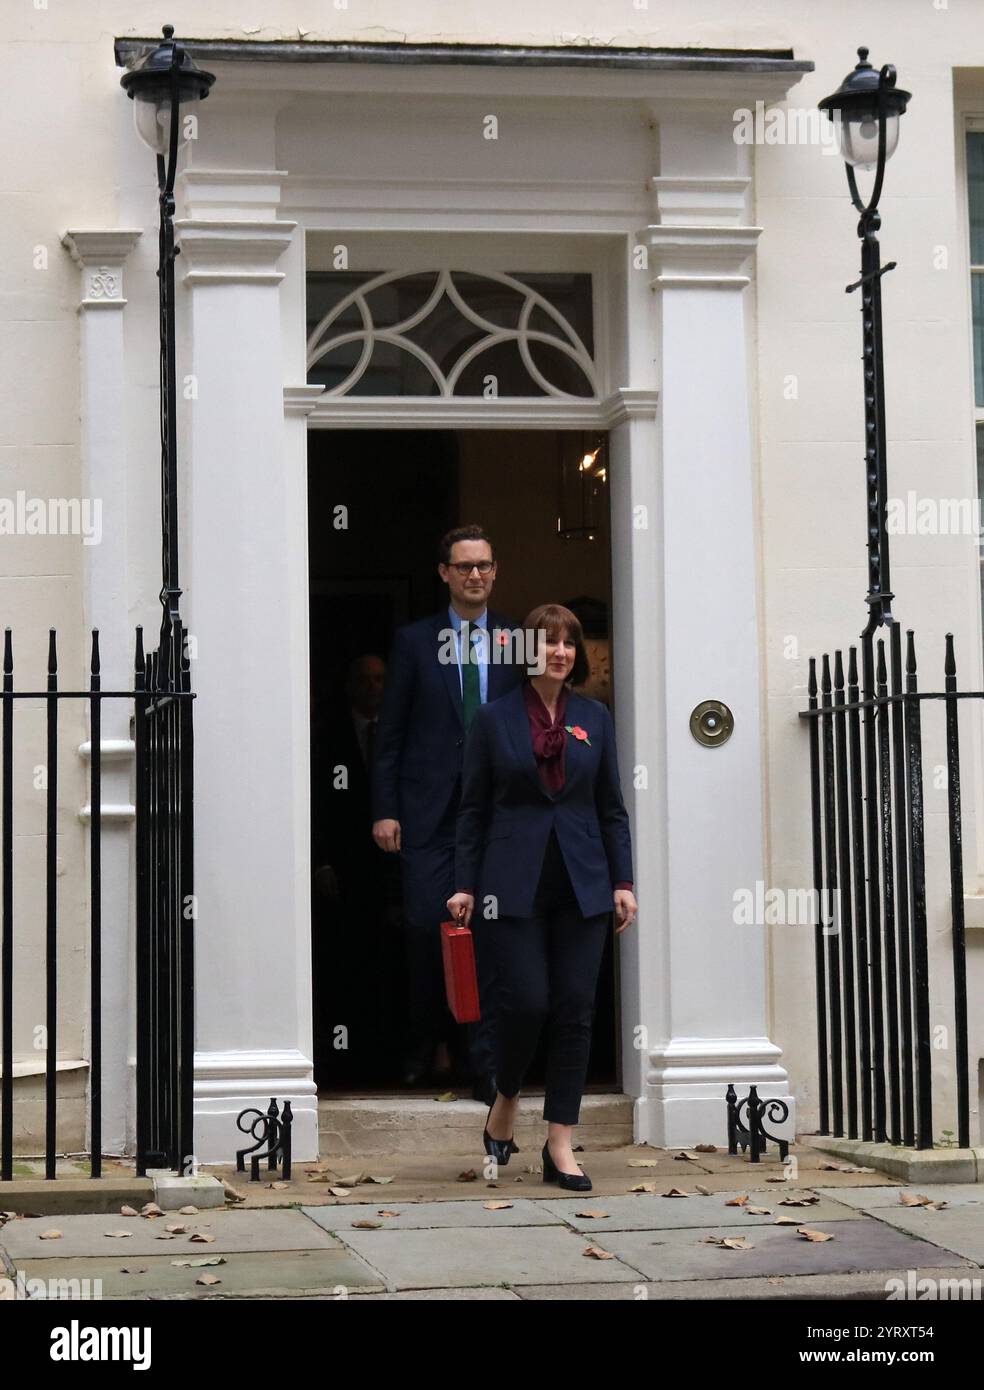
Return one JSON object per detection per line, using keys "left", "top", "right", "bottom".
{"left": 447, "top": 603, "right": 637, "bottom": 1191}
{"left": 371, "top": 524, "right": 523, "bottom": 1101}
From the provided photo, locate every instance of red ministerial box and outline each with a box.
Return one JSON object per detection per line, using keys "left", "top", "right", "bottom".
{"left": 440, "top": 919, "right": 481, "bottom": 1023}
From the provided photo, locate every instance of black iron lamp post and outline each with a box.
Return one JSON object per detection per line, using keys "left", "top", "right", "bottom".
{"left": 120, "top": 27, "right": 213, "bottom": 1176}
{"left": 819, "top": 47, "right": 910, "bottom": 638}
{"left": 121, "top": 25, "right": 214, "bottom": 673}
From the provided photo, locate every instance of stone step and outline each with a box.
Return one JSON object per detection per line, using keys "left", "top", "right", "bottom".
{"left": 318, "top": 1093, "right": 634, "bottom": 1157}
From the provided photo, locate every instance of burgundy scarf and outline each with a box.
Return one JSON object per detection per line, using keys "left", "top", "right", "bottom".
{"left": 523, "top": 680, "right": 569, "bottom": 794}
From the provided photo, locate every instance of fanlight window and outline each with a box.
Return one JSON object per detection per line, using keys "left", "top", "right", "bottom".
{"left": 306, "top": 269, "right": 598, "bottom": 398}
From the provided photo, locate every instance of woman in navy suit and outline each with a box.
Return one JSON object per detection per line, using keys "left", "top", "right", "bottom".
{"left": 447, "top": 603, "right": 637, "bottom": 1192}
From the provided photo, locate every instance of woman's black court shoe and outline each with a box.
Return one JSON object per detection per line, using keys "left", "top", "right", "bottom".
{"left": 483, "top": 1103, "right": 520, "bottom": 1165}
{"left": 541, "top": 1140, "right": 592, "bottom": 1192}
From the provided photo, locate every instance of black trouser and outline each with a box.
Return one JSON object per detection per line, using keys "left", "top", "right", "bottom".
{"left": 484, "top": 829, "right": 609, "bottom": 1125}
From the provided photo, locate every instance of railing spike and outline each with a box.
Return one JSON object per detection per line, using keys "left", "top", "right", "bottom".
{"left": 47, "top": 628, "right": 57, "bottom": 674}
{"left": 876, "top": 637, "right": 887, "bottom": 685}
{"left": 834, "top": 649, "right": 845, "bottom": 689}
{"left": 945, "top": 632, "right": 956, "bottom": 679}
{"left": 808, "top": 656, "right": 817, "bottom": 697}
{"left": 906, "top": 628, "right": 917, "bottom": 676}
{"left": 90, "top": 629, "right": 100, "bottom": 676}
{"left": 821, "top": 653, "right": 832, "bottom": 693}
{"left": 3, "top": 629, "right": 11, "bottom": 675}
{"left": 847, "top": 646, "right": 858, "bottom": 686}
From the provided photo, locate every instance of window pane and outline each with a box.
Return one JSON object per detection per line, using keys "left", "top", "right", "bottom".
{"left": 306, "top": 269, "right": 595, "bottom": 396}
{"left": 978, "top": 424, "right": 984, "bottom": 638}
{"left": 969, "top": 133, "right": 984, "bottom": 265}
{"left": 973, "top": 274, "right": 984, "bottom": 408}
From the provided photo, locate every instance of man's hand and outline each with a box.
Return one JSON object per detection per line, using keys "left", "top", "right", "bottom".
{"left": 446, "top": 892, "right": 474, "bottom": 930}
{"left": 613, "top": 889, "right": 637, "bottom": 934}
{"left": 372, "top": 818, "right": 402, "bottom": 853}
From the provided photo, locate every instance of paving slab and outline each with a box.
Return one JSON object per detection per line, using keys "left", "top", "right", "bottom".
{"left": 0, "top": 1208, "right": 339, "bottom": 1261}
{"left": 812, "top": 1184, "right": 984, "bottom": 1211}
{"left": 870, "top": 1207, "right": 984, "bottom": 1264}
{"left": 302, "top": 1198, "right": 560, "bottom": 1231}
{"left": 536, "top": 1190, "right": 859, "bottom": 1231}
{"left": 589, "top": 1218, "right": 976, "bottom": 1282}
{"left": 335, "top": 1224, "right": 648, "bottom": 1289}
{"left": 344, "top": 1286, "right": 522, "bottom": 1300}
{"left": 11, "top": 1248, "right": 384, "bottom": 1299}
{"left": 513, "top": 1267, "right": 983, "bottom": 1300}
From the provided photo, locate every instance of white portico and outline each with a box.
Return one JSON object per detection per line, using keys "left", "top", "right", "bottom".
{"left": 93, "top": 40, "right": 813, "bottom": 1162}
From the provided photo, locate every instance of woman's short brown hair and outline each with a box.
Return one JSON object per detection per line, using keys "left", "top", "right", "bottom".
{"left": 522, "top": 603, "right": 591, "bottom": 686}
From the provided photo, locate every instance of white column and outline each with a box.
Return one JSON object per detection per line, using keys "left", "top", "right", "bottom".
{"left": 636, "top": 107, "right": 794, "bottom": 1146}
{"left": 60, "top": 229, "right": 142, "bottom": 1157}
{"left": 172, "top": 172, "right": 318, "bottom": 1163}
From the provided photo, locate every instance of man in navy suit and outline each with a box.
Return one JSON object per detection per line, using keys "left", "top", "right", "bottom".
{"left": 371, "top": 525, "right": 523, "bottom": 1100}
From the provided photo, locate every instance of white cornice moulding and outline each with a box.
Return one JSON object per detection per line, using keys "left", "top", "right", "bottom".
{"left": 642, "top": 224, "right": 762, "bottom": 289}
{"left": 650, "top": 176, "right": 751, "bottom": 227}
{"left": 174, "top": 218, "right": 298, "bottom": 286}
{"left": 601, "top": 389, "right": 660, "bottom": 427}
{"left": 284, "top": 385, "right": 328, "bottom": 417}
{"left": 306, "top": 395, "right": 614, "bottom": 430}
{"left": 61, "top": 229, "right": 143, "bottom": 310}
{"left": 176, "top": 168, "right": 289, "bottom": 221}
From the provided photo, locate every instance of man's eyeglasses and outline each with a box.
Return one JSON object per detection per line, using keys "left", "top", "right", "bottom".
{"left": 446, "top": 561, "right": 495, "bottom": 575}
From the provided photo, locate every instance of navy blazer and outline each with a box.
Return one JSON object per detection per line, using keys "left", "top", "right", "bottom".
{"left": 371, "top": 609, "right": 524, "bottom": 848}
{"left": 455, "top": 683, "right": 633, "bottom": 919}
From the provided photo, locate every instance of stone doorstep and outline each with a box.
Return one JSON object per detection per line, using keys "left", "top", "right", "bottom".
{"left": 319, "top": 1092, "right": 633, "bottom": 1156}
{"left": 804, "top": 1135, "right": 984, "bottom": 1184}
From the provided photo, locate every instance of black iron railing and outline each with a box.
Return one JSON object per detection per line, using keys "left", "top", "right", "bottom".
{"left": 0, "top": 624, "right": 194, "bottom": 1180}
{"left": 800, "top": 622, "right": 971, "bottom": 1150}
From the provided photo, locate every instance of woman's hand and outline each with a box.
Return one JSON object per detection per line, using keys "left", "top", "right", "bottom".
{"left": 447, "top": 892, "right": 475, "bottom": 930}
{"left": 613, "top": 889, "right": 637, "bottom": 934}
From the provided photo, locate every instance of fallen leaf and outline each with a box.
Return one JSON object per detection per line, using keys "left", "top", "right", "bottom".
{"left": 196, "top": 1274, "right": 222, "bottom": 1286}
{"left": 368, "top": 1176, "right": 394, "bottom": 1185}
{"left": 189, "top": 1232, "right": 215, "bottom": 1243}
{"left": 268, "top": 1181, "right": 291, "bottom": 1191}
{"left": 725, "top": 1194, "right": 750, "bottom": 1207}
{"left": 695, "top": 1185, "right": 712, "bottom": 1196}
{"left": 747, "top": 1206, "right": 773, "bottom": 1215}
{"left": 483, "top": 1201, "right": 514, "bottom": 1211}
{"left": 165, "top": 1224, "right": 188, "bottom": 1235}
{"left": 179, "top": 1206, "right": 199, "bottom": 1215}
{"left": 899, "top": 1192, "right": 936, "bottom": 1207}
{"left": 661, "top": 1187, "right": 690, "bottom": 1198}
{"left": 628, "top": 1159, "right": 660, "bottom": 1168}
{"left": 778, "top": 1195, "right": 820, "bottom": 1207}
{"left": 120, "top": 1205, "right": 139, "bottom": 1217}
{"left": 694, "top": 1144, "right": 717, "bottom": 1153}
{"left": 574, "top": 1210, "right": 609, "bottom": 1220}
{"left": 773, "top": 1216, "right": 802, "bottom": 1225}
{"left": 351, "top": 1220, "right": 382, "bottom": 1229}
{"left": 434, "top": 1091, "right": 457, "bottom": 1103}
{"left": 39, "top": 1230, "right": 62, "bottom": 1240}
{"left": 171, "top": 1256, "right": 226, "bottom": 1268}
{"left": 377, "top": 1210, "right": 400, "bottom": 1218}
{"left": 798, "top": 1227, "right": 834, "bottom": 1242}
{"left": 222, "top": 1181, "right": 247, "bottom": 1203}
{"left": 705, "top": 1234, "right": 752, "bottom": 1249}
{"left": 765, "top": 1176, "right": 789, "bottom": 1184}
{"left": 582, "top": 1245, "right": 615, "bottom": 1259}
{"left": 155, "top": 1233, "right": 178, "bottom": 1241}
{"left": 628, "top": 1182, "right": 658, "bottom": 1194}
{"left": 119, "top": 1267, "right": 149, "bottom": 1274}
{"left": 140, "top": 1202, "right": 163, "bottom": 1218}
{"left": 457, "top": 1169, "right": 478, "bottom": 1182}
{"left": 104, "top": 1230, "right": 134, "bottom": 1239}
{"left": 673, "top": 1151, "right": 699, "bottom": 1162}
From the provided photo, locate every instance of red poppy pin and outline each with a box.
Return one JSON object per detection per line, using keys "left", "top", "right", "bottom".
{"left": 496, "top": 631, "right": 510, "bottom": 646}
{"left": 565, "top": 724, "right": 591, "bottom": 746}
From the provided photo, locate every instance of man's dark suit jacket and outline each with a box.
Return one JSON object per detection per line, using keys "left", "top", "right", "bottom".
{"left": 454, "top": 683, "right": 634, "bottom": 919}
{"left": 371, "top": 609, "right": 524, "bottom": 849}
